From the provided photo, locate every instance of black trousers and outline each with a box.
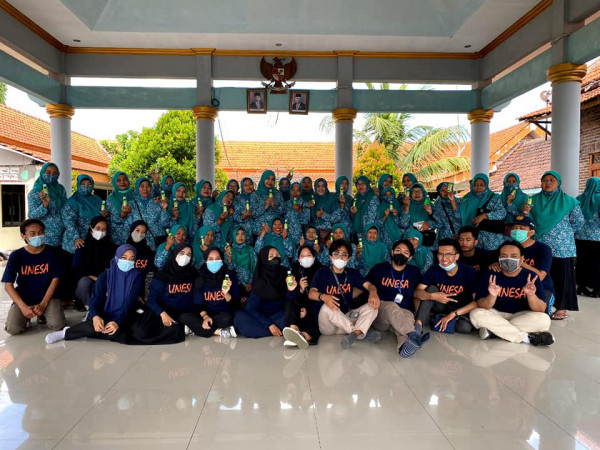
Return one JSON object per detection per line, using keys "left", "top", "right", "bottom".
{"left": 550, "top": 256, "right": 578, "bottom": 311}
{"left": 128, "top": 308, "right": 185, "bottom": 345}
{"left": 415, "top": 300, "right": 473, "bottom": 334}
{"left": 179, "top": 311, "right": 234, "bottom": 338}
{"left": 284, "top": 295, "right": 320, "bottom": 343}
{"left": 65, "top": 319, "right": 127, "bottom": 344}
{"left": 576, "top": 239, "right": 600, "bottom": 290}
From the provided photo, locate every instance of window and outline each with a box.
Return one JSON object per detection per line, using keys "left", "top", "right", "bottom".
{"left": 1, "top": 184, "right": 25, "bottom": 227}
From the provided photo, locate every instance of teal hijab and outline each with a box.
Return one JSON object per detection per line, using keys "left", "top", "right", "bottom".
{"left": 313, "top": 178, "right": 337, "bottom": 222}
{"left": 362, "top": 223, "right": 388, "bottom": 269}
{"left": 404, "top": 229, "right": 429, "bottom": 271}
{"left": 459, "top": 173, "right": 496, "bottom": 226}
{"left": 193, "top": 180, "right": 213, "bottom": 208}
{"left": 256, "top": 170, "right": 277, "bottom": 196}
{"left": 353, "top": 176, "right": 376, "bottom": 235}
{"left": 402, "top": 173, "right": 418, "bottom": 188}
{"left": 68, "top": 174, "right": 101, "bottom": 220}
{"left": 577, "top": 177, "right": 600, "bottom": 221}
{"left": 531, "top": 171, "right": 579, "bottom": 235}
{"left": 226, "top": 179, "right": 239, "bottom": 195}
{"left": 34, "top": 162, "right": 66, "bottom": 209}
{"left": 160, "top": 175, "right": 174, "bottom": 197}
{"left": 332, "top": 223, "right": 349, "bottom": 240}
{"left": 335, "top": 176, "right": 350, "bottom": 196}
{"left": 408, "top": 183, "right": 430, "bottom": 224}
{"left": 301, "top": 176, "right": 315, "bottom": 202}
{"left": 135, "top": 177, "right": 153, "bottom": 208}
{"left": 108, "top": 171, "right": 135, "bottom": 211}
{"left": 207, "top": 190, "right": 235, "bottom": 243}
{"left": 378, "top": 173, "right": 393, "bottom": 196}
{"left": 231, "top": 225, "right": 256, "bottom": 275}
{"left": 263, "top": 217, "right": 286, "bottom": 259}
{"left": 377, "top": 187, "right": 403, "bottom": 243}
{"left": 157, "top": 224, "right": 186, "bottom": 254}
{"left": 500, "top": 173, "right": 529, "bottom": 211}
{"left": 192, "top": 225, "right": 214, "bottom": 261}
{"left": 169, "top": 182, "right": 194, "bottom": 234}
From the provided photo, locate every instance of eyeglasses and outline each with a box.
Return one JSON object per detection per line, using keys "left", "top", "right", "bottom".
{"left": 332, "top": 252, "right": 350, "bottom": 260}
{"left": 438, "top": 253, "right": 457, "bottom": 259}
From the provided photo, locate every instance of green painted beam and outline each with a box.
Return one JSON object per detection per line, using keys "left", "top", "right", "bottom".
{"left": 353, "top": 89, "right": 478, "bottom": 113}
{"left": 66, "top": 86, "right": 197, "bottom": 109}
{"left": 0, "top": 51, "right": 62, "bottom": 103}
{"left": 568, "top": 15, "right": 600, "bottom": 65}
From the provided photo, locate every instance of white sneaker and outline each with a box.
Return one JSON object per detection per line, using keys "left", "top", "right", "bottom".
{"left": 283, "top": 327, "right": 309, "bottom": 350}
{"left": 284, "top": 340, "right": 298, "bottom": 347}
{"left": 184, "top": 326, "right": 193, "bottom": 336}
{"left": 479, "top": 327, "right": 490, "bottom": 340}
{"left": 220, "top": 326, "right": 237, "bottom": 339}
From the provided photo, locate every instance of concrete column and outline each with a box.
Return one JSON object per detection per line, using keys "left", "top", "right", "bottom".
{"left": 192, "top": 106, "right": 218, "bottom": 187}
{"left": 467, "top": 109, "right": 494, "bottom": 178}
{"left": 45, "top": 103, "right": 75, "bottom": 197}
{"left": 547, "top": 62, "right": 587, "bottom": 196}
{"left": 332, "top": 108, "right": 357, "bottom": 182}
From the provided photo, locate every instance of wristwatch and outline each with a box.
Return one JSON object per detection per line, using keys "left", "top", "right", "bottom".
{"left": 318, "top": 293, "right": 323, "bottom": 301}
{"left": 454, "top": 311, "right": 459, "bottom": 318}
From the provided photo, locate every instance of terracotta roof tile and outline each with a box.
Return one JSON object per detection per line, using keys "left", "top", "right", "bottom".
{"left": 489, "top": 138, "right": 551, "bottom": 191}
{"left": 0, "top": 104, "right": 110, "bottom": 174}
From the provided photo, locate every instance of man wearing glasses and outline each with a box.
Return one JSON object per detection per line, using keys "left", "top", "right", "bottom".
{"left": 309, "top": 239, "right": 381, "bottom": 349}
{"left": 413, "top": 238, "right": 478, "bottom": 335}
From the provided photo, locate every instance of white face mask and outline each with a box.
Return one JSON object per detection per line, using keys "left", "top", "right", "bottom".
{"left": 131, "top": 232, "right": 146, "bottom": 243}
{"left": 332, "top": 258, "right": 348, "bottom": 270}
{"left": 91, "top": 229, "right": 106, "bottom": 241}
{"left": 299, "top": 256, "right": 315, "bottom": 268}
{"left": 176, "top": 254, "right": 191, "bottom": 267}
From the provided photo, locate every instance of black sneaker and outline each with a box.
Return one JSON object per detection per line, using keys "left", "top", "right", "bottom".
{"left": 73, "top": 300, "right": 87, "bottom": 312}
{"left": 37, "top": 315, "right": 46, "bottom": 325}
{"left": 528, "top": 332, "right": 555, "bottom": 346}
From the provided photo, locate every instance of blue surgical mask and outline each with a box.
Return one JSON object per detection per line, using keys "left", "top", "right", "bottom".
{"left": 42, "top": 174, "right": 58, "bottom": 184}
{"left": 440, "top": 262, "right": 456, "bottom": 272}
{"left": 506, "top": 183, "right": 517, "bottom": 191}
{"left": 164, "top": 185, "right": 173, "bottom": 196}
{"left": 28, "top": 235, "right": 46, "bottom": 247}
{"left": 117, "top": 259, "right": 135, "bottom": 272}
{"left": 79, "top": 186, "right": 93, "bottom": 196}
{"left": 206, "top": 260, "right": 223, "bottom": 273}
{"left": 510, "top": 229, "right": 529, "bottom": 243}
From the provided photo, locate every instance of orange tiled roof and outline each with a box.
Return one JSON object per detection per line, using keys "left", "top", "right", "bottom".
{"left": 518, "top": 58, "right": 600, "bottom": 121}
{"left": 489, "top": 138, "right": 551, "bottom": 191}
{"left": 0, "top": 104, "right": 110, "bottom": 175}
{"left": 217, "top": 141, "right": 358, "bottom": 185}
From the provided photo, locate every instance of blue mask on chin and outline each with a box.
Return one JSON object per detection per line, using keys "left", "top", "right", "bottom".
{"left": 440, "top": 262, "right": 456, "bottom": 272}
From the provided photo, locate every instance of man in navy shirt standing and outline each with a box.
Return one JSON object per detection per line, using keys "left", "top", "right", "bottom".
{"left": 367, "top": 240, "right": 430, "bottom": 357}
{"left": 309, "top": 239, "right": 381, "bottom": 349}
{"left": 2, "top": 219, "right": 66, "bottom": 335}
{"left": 470, "top": 241, "right": 554, "bottom": 346}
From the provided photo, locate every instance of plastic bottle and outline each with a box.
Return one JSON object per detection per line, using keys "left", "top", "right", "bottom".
{"left": 100, "top": 200, "right": 106, "bottom": 211}
{"left": 222, "top": 274, "right": 230, "bottom": 290}
{"left": 286, "top": 271, "right": 294, "bottom": 287}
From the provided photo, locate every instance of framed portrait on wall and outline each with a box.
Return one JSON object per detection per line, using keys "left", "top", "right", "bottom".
{"left": 247, "top": 89, "right": 267, "bottom": 113}
{"left": 289, "top": 90, "right": 309, "bottom": 115}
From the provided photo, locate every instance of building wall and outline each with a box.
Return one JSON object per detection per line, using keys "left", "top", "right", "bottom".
{"left": 579, "top": 104, "right": 600, "bottom": 192}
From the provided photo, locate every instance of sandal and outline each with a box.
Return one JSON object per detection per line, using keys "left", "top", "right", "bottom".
{"left": 551, "top": 310, "right": 567, "bottom": 320}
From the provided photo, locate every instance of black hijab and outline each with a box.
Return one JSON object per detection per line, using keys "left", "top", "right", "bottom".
{"left": 154, "top": 242, "right": 197, "bottom": 283}
{"left": 196, "top": 246, "right": 228, "bottom": 290}
{"left": 291, "top": 244, "right": 323, "bottom": 284}
{"left": 81, "top": 216, "right": 116, "bottom": 277}
{"left": 126, "top": 220, "right": 154, "bottom": 257}
{"left": 251, "top": 246, "right": 288, "bottom": 301}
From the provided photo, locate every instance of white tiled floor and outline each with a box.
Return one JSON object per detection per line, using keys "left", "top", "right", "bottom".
{"left": 0, "top": 295, "right": 599, "bottom": 449}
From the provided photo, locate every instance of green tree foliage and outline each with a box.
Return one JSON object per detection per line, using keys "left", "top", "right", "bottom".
{"left": 0, "top": 82, "right": 7, "bottom": 105}
{"left": 353, "top": 143, "right": 403, "bottom": 193}
{"left": 106, "top": 111, "right": 228, "bottom": 191}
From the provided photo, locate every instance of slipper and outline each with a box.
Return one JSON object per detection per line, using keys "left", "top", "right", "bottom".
{"left": 551, "top": 311, "right": 567, "bottom": 320}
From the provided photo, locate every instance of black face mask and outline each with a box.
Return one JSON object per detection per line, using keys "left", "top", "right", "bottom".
{"left": 267, "top": 256, "right": 282, "bottom": 266}
{"left": 392, "top": 253, "right": 409, "bottom": 266}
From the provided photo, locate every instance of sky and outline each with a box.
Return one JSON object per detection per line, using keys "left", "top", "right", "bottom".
{"left": 4, "top": 78, "right": 552, "bottom": 143}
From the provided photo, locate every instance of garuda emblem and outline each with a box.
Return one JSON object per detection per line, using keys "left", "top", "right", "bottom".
{"left": 260, "top": 57, "right": 297, "bottom": 94}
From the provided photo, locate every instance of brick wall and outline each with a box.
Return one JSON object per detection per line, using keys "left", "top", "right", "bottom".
{"left": 579, "top": 104, "right": 600, "bottom": 192}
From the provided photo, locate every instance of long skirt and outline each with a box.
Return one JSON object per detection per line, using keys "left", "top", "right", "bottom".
{"left": 550, "top": 257, "right": 578, "bottom": 311}
{"left": 576, "top": 239, "right": 600, "bottom": 290}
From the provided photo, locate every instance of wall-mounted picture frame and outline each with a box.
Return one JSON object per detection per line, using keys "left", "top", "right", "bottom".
{"left": 247, "top": 89, "right": 267, "bottom": 113}
{"left": 289, "top": 90, "right": 309, "bottom": 115}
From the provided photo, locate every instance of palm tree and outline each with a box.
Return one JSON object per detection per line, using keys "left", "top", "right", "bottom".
{"left": 320, "top": 83, "right": 470, "bottom": 184}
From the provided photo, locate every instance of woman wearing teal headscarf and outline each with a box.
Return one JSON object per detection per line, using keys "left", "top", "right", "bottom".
{"left": 250, "top": 170, "right": 286, "bottom": 235}
{"left": 28, "top": 162, "right": 67, "bottom": 247}
{"left": 326, "top": 223, "right": 361, "bottom": 270}
{"left": 130, "top": 177, "right": 170, "bottom": 250}
{"left": 458, "top": 173, "right": 507, "bottom": 251}
{"left": 358, "top": 223, "right": 389, "bottom": 276}
{"left": 204, "top": 190, "right": 235, "bottom": 246}
{"left": 278, "top": 177, "right": 291, "bottom": 202}
{"left": 284, "top": 181, "right": 311, "bottom": 243}
{"left": 404, "top": 229, "right": 433, "bottom": 275}
{"left": 155, "top": 224, "right": 187, "bottom": 269}
{"left": 501, "top": 173, "right": 529, "bottom": 223}
{"left": 312, "top": 178, "right": 337, "bottom": 230}
{"left": 334, "top": 175, "right": 355, "bottom": 238}
{"left": 106, "top": 171, "right": 136, "bottom": 245}
{"left": 233, "top": 177, "right": 256, "bottom": 244}
{"left": 192, "top": 179, "right": 214, "bottom": 225}
{"left": 430, "top": 182, "right": 462, "bottom": 246}
{"left": 300, "top": 176, "right": 315, "bottom": 203}
{"left": 575, "top": 177, "right": 600, "bottom": 297}
{"left": 167, "top": 182, "right": 198, "bottom": 238}
{"left": 157, "top": 174, "right": 175, "bottom": 198}
{"left": 376, "top": 173, "right": 394, "bottom": 198}
{"left": 61, "top": 174, "right": 104, "bottom": 253}
{"left": 254, "top": 216, "right": 294, "bottom": 268}
{"left": 529, "top": 171, "right": 583, "bottom": 319}
{"left": 397, "top": 173, "right": 418, "bottom": 202}
{"left": 376, "top": 187, "right": 405, "bottom": 247}
{"left": 226, "top": 225, "right": 257, "bottom": 296}
{"left": 227, "top": 179, "right": 240, "bottom": 196}
{"left": 192, "top": 225, "right": 217, "bottom": 269}
{"left": 352, "top": 176, "right": 380, "bottom": 238}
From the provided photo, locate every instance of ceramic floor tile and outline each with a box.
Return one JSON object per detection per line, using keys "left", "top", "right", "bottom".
{"left": 318, "top": 432, "right": 453, "bottom": 450}
{"left": 444, "top": 430, "right": 590, "bottom": 450}
{"left": 55, "top": 438, "right": 190, "bottom": 449}
{"left": 64, "top": 388, "right": 208, "bottom": 440}
{"left": 188, "top": 433, "right": 321, "bottom": 449}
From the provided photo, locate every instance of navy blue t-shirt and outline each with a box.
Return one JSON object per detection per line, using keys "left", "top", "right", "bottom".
{"left": 476, "top": 268, "right": 546, "bottom": 314}
{"left": 420, "top": 263, "right": 477, "bottom": 308}
{"left": 367, "top": 262, "right": 421, "bottom": 311}
{"left": 522, "top": 241, "right": 553, "bottom": 291}
{"left": 194, "top": 271, "right": 239, "bottom": 314}
{"left": 1, "top": 246, "right": 61, "bottom": 306}
{"left": 310, "top": 267, "right": 366, "bottom": 313}
{"left": 147, "top": 278, "right": 195, "bottom": 315}
{"left": 458, "top": 248, "right": 491, "bottom": 274}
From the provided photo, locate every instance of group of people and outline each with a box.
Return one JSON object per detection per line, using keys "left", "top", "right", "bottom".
{"left": 4, "top": 162, "right": 599, "bottom": 357}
